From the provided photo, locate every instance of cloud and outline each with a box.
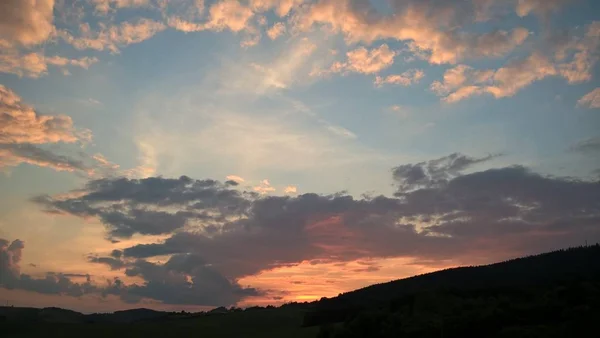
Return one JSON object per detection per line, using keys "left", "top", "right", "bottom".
{"left": 166, "top": 0, "right": 265, "bottom": 36}
{"left": 93, "top": 153, "right": 120, "bottom": 170}
{"left": 0, "top": 52, "right": 49, "bottom": 78}
{"left": 0, "top": 0, "right": 55, "bottom": 47}
{"left": 60, "top": 19, "right": 166, "bottom": 53}
{"left": 35, "top": 153, "right": 599, "bottom": 288}
{"left": 345, "top": 44, "right": 396, "bottom": 74}
{"left": 392, "top": 153, "right": 501, "bottom": 192}
{"left": 0, "top": 86, "right": 137, "bottom": 177}
{"left": 1, "top": 238, "right": 96, "bottom": 297}
{"left": 432, "top": 54, "right": 557, "bottom": 102}
{"left": 240, "top": 37, "right": 317, "bottom": 93}
{"left": 431, "top": 65, "right": 494, "bottom": 96}
{"left": 130, "top": 94, "right": 383, "bottom": 179}
{"left": 267, "top": 22, "right": 286, "bottom": 39}
{"left": 0, "top": 238, "right": 23, "bottom": 279}
{"left": 0, "top": 144, "right": 89, "bottom": 173}
{"left": 45, "top": 56, "right": 98, "bottom": 69}
{"left": 578, "top": 88, "right": 600, "bottom": 109}
{"left": 115, "top": 254, "right": 259, "bottom": 306}
{"left": 254, "top": 179, "right": 276, "bottom": 194}
{"left": 167, "top": 17, "right": 206, "bottom": 33}
{"left": 284, "top": 185, "right": 298, "bottom": 194}
{"left": 487, "top": 53, "right": 561, "bottom": 98}
{"left": 18, "top": 149, "right": 600, "bottom": 307}
{"left": 0, "top": 50, "right": 99, "bottom": 78}
{"left": 92, "top": 0, "right": 151, "bottom": 14}
{"left": 0, "top": 85, "right": 86, "bottom": 145}
{"left": 570, "top": 137, "right": 600, "bottom": 153}
{"left": 204, "top": 0, "right": 255, "bottom": 33}
{"left": 295, "top": 0, "right": 529, "bottom": 64}
{"left": 326, "top": 125, "right": 356, "bottom": 139}
{"left": 515, "top": 0, "right": 571, "bottom": 17}
{"left": 250, "top": 0, "right": 304, "bottom": 17}
{"left": 432, "top": 22, "right": 600, "bottom": 102}
{"left": 0, "top": 84, "right": 101, "bottom": 173}
{"left": 121, "top": 138, "right": 157, "bottom": 178}
{"left": 375, "top": 69, "right": 424, "bottom": 87}
{"left": 87, "top": 255, "right": 126, "bottom": 270}
{"left": 33, "top": 176, "right": 253, "bottom": 239}
{"left": 226, "top": 175, "right": 245, "bottom": 183}
{"left": 386, "top": 105, "right": 411, "bottom": 119}
{"left": 320, "top": 44, "right": 396, "bottom": 76}
{"left": 1, "top": 237, "right": 257, "bottom": 306}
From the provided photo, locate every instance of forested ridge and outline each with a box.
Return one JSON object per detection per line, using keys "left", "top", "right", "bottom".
{"left": 306, "top": 245, "right": 600, "bottom": 337}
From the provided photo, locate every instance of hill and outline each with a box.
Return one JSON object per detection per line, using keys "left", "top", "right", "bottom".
{"left": 315, "top": 244, "right": 600, "bottom": 310}
{"left": 305, "top": 244, "right": 600, "bottom": 337}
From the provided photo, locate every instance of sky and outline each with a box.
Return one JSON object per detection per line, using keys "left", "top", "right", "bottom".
{"left": 0, "top": 0, "right": 599, "bottom": 313}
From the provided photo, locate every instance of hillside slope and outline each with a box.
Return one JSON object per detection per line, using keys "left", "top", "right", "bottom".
{"left": 323, "top": 244, "right": 600, "bottom": 309}
{"left": 305, "top": 245, "right": 600, "bottom": 337}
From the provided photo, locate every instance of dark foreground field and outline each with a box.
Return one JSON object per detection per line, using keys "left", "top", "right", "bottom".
{"left": 2, "top": 307, "right": 319, "bottom": 338}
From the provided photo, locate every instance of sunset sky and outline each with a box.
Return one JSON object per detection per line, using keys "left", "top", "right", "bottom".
{"left": 1, "top": 0, "right": 600, "bottom": 313}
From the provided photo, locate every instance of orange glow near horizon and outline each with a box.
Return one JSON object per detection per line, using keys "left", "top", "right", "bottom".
{"left": 237, "top": 256, "right": 456, "bottom": 307}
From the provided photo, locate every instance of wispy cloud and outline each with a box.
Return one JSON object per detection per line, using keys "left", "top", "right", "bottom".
{"left": 577, "top": 88, "right": 600, "bottom": 109}
{"left": 375, "top": 69, "right": 425, "bottom": 87}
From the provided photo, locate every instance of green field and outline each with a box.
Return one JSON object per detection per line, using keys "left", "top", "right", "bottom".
{"left": 3, "top": 308, "right": 319, "bottom": 338}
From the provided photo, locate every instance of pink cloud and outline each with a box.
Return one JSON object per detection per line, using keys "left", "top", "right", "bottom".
{"left": 577, "top": 88, "right": 600, "bottom": 109}
{"left": 0, "top": 85, "right": 101, "bottom": 174}
{"left": 432, "top": 22, "right": 600, "bottom": 103}
{"left": 284, "top": 185, "right": 298, "bottom": 194}
{"left": 295, "top": 0, "right": 529, "bottom": 64}
{"left": 267, "top": 22, "right": 286, "bottom": 40}
{"left": 205, "top": 0, "right": 255, "bottom": 33}
{"left": 254, "top": 179, "right": 276, "bottom": 194}
{"left": 0, "top": 51, "right": 98, "bottom": 78}
{"left": 60, "top": 19, "right": 166, "bottom": 53}
{"left": 92, "top": 0, "right": 151, "bottom": 14}
{"left": 0, "top": 85, "right": 82, "bottom": 144}
{"left": 315, "top": 44, "right": 396, "bottom": 77}
{"left": 515, "top": 0, "right": 570, "bottom": 17}
{"left": 375, "top": 69, "right": 424, "bottom": 87}
{"left": 226, "top": 175, "right": 246, "bottom": 183}
{"left": 250, "top": 0, "right": 304, "bottom": 17}
{"left": 0, "top": 0, "right": 55, "bottom": 47}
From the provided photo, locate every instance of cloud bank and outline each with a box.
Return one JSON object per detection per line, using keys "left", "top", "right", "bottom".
{"left": 13, "top": 152, "right": 598, "bottom": 307}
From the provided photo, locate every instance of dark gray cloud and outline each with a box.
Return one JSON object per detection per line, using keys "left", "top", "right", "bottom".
{"left": 392, "top": 153, "right": 501, "bottom": 192}
{"left": 34, "top": 176, "right": 252, "bottom": 240}
{"left": 98, "top": 209, "right": 191, "bottom": 238}
{"left": 114, "top": 254, "right": 259, "bottom": 306}
{"left": 62, "top": 273, "right": 91, "bottom": 279}
{"left": 1, "top": 238, "right": 96, "bottom": 297}
{"left": 0, "top": 238, "right": 23, "bottom": 285}
{"left": 118, "top": 164, "right": 599, "bottom": 280}
{"left": 110, "top": 249, "right": 122, "bottom": 258}
{"left": 352, "top": 266, "right": 381, "bottom": 273}
{"left": 570, "top": 136, "right": 600, "bottom": 153}
{"left": 0, "top": 143, "right": 90, "bottom": 173}
{"left": 1, "top": 238, "right": 258, "bottom": 307}
{"left": 27, "top": 153, "right": 600, "bottom": 307}
{"left": 114, "top": 164, "right": 599, "bottom": 283}
{"left": 87, "top": 255, "right": 126, "bottom": 270}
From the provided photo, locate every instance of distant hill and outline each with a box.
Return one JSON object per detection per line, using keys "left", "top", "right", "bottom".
{"left": 0, "top": 306, "right": 84, "bottom": 323}
{"left": 0, "top": 306, "right": 169, "bottom": 324}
